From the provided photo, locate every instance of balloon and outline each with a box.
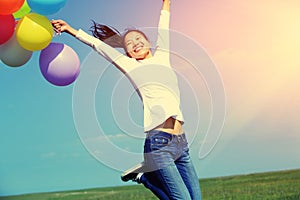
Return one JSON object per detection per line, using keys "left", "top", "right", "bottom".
{"left": 27, "top": 0, "right": 67, "bottom": 15}
{"left": 0, "top": 14, "right": 15, "bottom": 44}
{"left": 16, "top": 13, "right": 53, "bottom": 51}
{"left": 39, "top": 43, "right": 80, "bottom": 86}
{"left": 13, "top": 0, "right": 31, "bottom": 19}
{"left": 0, "top": 32, "right": 32, "bottom": 67}
{"left": 0, "top": 0, "right": 24, "bottom": 15}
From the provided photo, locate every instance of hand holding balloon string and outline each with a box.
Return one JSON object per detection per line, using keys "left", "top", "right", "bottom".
{"left": 51, "top": 19, "right": 64, "bottom": 36}
{"left": 51, "top": 19, "right": 78, "bottom": 37}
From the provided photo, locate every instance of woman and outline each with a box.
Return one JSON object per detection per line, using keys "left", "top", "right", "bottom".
{"left": 52, "top": 0, "right": 202, "bottom": 199}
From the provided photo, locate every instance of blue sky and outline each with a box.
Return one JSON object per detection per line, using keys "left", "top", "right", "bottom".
{"left": 1, "top": 0, "right": 300, "bottom": 196}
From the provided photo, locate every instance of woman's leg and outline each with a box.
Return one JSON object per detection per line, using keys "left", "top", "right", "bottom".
{"left": 148, "top": 164, "right": 193, "bottom": 199}
{"left": 175, "top": 150, "right": 202, "bottom": 199}
{"left": 142, "top": 130, "right": 193, "bottom": 200}
{"left": 139, "top": 173, "right": 170, "bottom": 200}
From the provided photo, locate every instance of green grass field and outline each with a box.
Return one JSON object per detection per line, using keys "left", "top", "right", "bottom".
{"left": 1, "top": 169, "right": 299, "bottom": 200}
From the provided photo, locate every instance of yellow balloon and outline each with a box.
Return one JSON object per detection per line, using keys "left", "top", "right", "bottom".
{"left": 16, "top": 13, "right": 53, "bottom": 51}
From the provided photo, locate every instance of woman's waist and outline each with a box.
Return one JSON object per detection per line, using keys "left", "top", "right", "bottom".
{"left": 153, "top": 117, "right": 183, "bottom": 134}
{"left": 145, "top": 129, "right": 186, "bottom": 143}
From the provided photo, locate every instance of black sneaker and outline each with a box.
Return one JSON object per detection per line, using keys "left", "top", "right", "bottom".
{"left": 121, "top": 163, "right": 144, "bottom": 182}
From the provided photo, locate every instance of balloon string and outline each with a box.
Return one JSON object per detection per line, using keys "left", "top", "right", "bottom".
{"left": 53, "top": 28, "right": 61, "bottom": 37}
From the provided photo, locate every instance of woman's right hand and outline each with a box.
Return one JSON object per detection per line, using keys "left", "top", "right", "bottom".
{"left": 51, "top": 19, "right": 78, "bottom": 36}
{"left": 162, "top": 0, "right": 170, "bottom": 12}
{"left": 51, "top": 19, "right": 69, "bottom": 33}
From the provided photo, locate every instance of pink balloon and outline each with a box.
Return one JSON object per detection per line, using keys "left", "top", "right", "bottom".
{"left": 39, "top": 43, "right": 80, "bottom": 86}
{"left": 0, "top": 14, "right": 15, "bottom": 44}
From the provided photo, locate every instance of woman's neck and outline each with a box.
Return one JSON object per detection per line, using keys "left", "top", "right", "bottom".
{"left": 136, "top": 51, "right": 153, "bottom": 60}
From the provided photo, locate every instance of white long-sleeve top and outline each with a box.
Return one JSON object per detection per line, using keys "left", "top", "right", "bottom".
{"left": 76, "top": 10, "right": 184, "bottom": 132}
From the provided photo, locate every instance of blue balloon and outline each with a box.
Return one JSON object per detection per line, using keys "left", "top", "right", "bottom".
{"left": 27, "top": 0, "right": 67, "bottom": 15}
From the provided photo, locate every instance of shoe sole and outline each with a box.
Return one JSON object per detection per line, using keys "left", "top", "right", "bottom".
{"left": 121, "top": 163, "right": 144, "bottom": 182}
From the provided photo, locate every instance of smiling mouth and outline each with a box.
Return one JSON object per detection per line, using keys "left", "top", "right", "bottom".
{"left": 133, "top": 44, "right": 144, "bottom": 53}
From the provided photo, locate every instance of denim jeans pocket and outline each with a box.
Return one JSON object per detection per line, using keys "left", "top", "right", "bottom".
{"left": 150, "top": 136, "right": 171, "bottom": 150}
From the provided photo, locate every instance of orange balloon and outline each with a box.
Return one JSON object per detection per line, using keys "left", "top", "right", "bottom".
{"left": 0, "top": 0, "right": 25, "bottom": 15}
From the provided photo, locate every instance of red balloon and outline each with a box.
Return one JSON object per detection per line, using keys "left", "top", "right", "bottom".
{"left": 0, "top": 0, "right": 25, "bottom": 15}
{"left": 0, "top": 14, "right": 15, "bottom": 44}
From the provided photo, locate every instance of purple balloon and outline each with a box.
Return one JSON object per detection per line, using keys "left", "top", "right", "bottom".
{"left": 39, "top": 43, "right": 80, "bottom": 86}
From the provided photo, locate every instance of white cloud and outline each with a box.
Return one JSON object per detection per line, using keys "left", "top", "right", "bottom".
{"left": 41, "top": 152, "right": 56, "bottom": 159}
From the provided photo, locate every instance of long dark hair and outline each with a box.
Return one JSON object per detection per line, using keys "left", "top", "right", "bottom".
{"left": 90, "top": 20, "right": 150, "bottom": 50}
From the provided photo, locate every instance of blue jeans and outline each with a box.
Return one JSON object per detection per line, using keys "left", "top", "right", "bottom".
{"left": 140, "top": 130, "right": 202, "bottom": 200}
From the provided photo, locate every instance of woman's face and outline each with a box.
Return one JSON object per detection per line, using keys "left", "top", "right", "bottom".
{"left": 124, "top": 31, "right": 152, "bottom": 60}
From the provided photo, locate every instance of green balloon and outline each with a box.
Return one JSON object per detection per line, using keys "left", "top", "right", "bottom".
{"left": 13, "top": 0, "right": 31, "bottom": 19}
